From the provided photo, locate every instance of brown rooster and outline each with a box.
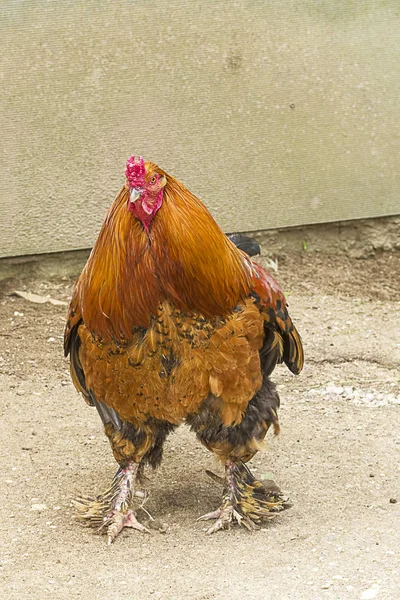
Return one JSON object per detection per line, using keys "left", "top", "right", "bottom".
{"left": 65, "top": 156, "right": 304, "bottom": 543}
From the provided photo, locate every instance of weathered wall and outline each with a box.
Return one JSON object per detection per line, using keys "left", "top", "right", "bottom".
{"left": 1, "top": 0, "right": 399, "bottom": 258}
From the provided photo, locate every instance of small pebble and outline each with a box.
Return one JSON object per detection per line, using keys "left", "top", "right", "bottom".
{"left": 31, "top": 503, "right": 48, "bottom": 511}
{"left": 321, "top": 581, "right": 332, "bottom": 589}
{"left": 360, "top": 584, "right": 380, "bottom": 599}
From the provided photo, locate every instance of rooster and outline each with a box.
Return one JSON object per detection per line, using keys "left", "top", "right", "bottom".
{"left": 65, "top": 156, "right": 303, "bottom": 543}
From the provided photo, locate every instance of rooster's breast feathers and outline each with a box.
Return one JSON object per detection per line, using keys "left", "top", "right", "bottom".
{"left": 64, "top": 254, "right": 303, "bottom": 429}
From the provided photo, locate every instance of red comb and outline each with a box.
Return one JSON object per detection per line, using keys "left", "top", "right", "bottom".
{"left": 125, "top": 155, "right": 146, "bottom": 187}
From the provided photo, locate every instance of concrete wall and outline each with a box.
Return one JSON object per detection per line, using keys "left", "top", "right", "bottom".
{"left": 1, "top": 0, "right": 399, "bottom": 258}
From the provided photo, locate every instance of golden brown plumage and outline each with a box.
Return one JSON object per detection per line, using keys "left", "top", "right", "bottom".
{"left": 66, "top": 156, "right": 303, "bottom": 541}
{"left": 75, "top": 298, "right": 263, "bottom": 428}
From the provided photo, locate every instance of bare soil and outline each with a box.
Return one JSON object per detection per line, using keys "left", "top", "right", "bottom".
{"left": 0, "top": 252, "right": 399, "bottom": 600}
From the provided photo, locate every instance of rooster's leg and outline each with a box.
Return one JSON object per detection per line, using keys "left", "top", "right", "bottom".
{"left": 73, "top": 405, "right": 176, "bottom": 543}
{"left": 189, "top": 378, "right": 290, "bottom": 533}
{"left": 73, "top": 460, "right": 150, "bottom": 544}
{"left": 198, "top": 460, "right": 289, "bottom": 534}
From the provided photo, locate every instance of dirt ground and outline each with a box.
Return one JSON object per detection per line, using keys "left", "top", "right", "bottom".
{"left": 0, "top": 251, "right": 399, "bottom": 600}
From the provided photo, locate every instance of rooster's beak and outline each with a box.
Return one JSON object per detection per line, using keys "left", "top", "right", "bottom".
{"left": 130, "top": 188, "right": 142, "bottom": 203}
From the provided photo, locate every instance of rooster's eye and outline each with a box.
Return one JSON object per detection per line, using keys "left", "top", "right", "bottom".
{"left": 150, "top": 176, "right": 157, "bottom": 184}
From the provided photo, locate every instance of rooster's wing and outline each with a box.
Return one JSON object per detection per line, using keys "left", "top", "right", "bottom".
{"left": 251, "top": 261, "right": 304, "bottom": 378}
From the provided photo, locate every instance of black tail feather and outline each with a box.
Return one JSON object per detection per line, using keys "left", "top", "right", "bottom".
{"left": 227, "top": 233, "right": 261, "bottom": 257}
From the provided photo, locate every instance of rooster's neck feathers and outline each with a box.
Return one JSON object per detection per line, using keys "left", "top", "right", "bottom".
{"left": 75, "top": 173, "right": 253, "bottom": 341}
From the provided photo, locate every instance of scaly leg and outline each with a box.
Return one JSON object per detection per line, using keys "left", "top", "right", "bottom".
{"left": 198, "top": 460, "right": 290, "bottom": 534}
{"left": 73, "top": 461, "right": 150, "bottom": 544}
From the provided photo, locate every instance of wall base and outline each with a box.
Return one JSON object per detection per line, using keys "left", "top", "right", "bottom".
{"left": 0, "top": 216, "right": 398, "bottom": 283}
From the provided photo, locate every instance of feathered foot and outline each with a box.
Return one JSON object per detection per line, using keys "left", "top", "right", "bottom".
{"left": 72, "top": 461, "right": 150, "bottom": 544}
{"left": 198, "top": 460, "right": 291, "bottom": 534}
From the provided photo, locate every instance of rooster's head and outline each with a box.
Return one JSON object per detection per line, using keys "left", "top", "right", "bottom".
{"left": 125, "top": 155, "right": 167, "bottom": 232}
